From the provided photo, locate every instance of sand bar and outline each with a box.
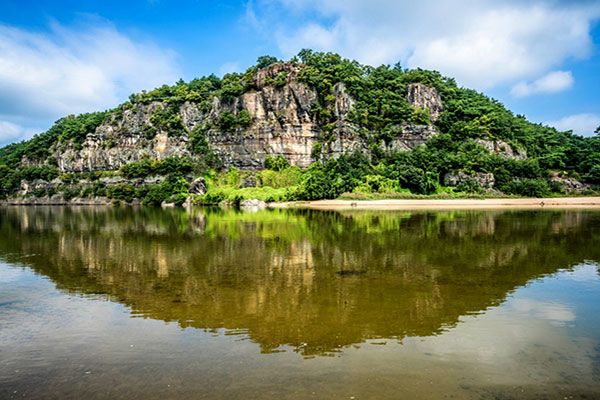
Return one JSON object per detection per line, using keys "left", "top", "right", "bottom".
{"left": 270, "top": 197, "right": 600, "bottom": 210}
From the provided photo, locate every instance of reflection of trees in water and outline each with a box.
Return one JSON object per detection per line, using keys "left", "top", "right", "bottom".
{"left": 1, "top": 206, "right": 599, "bottom": 355}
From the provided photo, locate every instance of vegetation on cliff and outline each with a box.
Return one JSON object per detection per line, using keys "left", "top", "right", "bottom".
{"left": 1, "top": 51, "right": 599, "bottom": 204}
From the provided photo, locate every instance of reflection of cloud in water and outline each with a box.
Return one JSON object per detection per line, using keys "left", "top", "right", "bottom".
{"left": 511, "top": 298, "right": 575, "bottom": 324}
{"left": 405, "top": 267, "right": 597, "bottom": 389}
{"left": 561, "top": 263, "right": 600, "bottom": 282}
{"left": 0, "top": 262, "right": 28, "bottom": 283}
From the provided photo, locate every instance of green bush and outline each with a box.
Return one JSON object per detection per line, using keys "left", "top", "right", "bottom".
{"left": 258, "top": 167, "right": 302, "bottom": 188}
{"left": 264, "top": 155, "right": 290, "bottom": 171}
{"left": 501, "top": 178, "right": 552, "bottom": 198}
{"left": 107, "top": 184, "right": 137, "bottom": 202}
{"left": 61, "top": 186, "right": 81, "bottom": 200}
{"left": 120, "top": 157, "right": 193, "bottom": 179}
{"left": 353, "top": 175, "right": 398, "bottom": 194}
{"left": 19, "top": 166, "right": 59, "bottom": 181}
{"left": 141, "top": 176, "right": 189, "bottom": 206}
{"left": 456, "top": 178, "right": 485, "bottom": 194}
{"left": 150, "top": 105, "right": 185, "bottom": 136}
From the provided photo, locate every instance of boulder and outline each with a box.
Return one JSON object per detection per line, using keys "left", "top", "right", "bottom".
{"left": 239, "top": 199, "right": 267, "bottom": 211}
{"left": 189, "top": 177, "right": 207, "bottom": 195}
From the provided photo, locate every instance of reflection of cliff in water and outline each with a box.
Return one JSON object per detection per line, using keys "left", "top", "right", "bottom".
{"left": 1, "top": 206, "right": 599, "bottom": 355}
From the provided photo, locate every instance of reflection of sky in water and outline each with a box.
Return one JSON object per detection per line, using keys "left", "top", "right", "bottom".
{"left": 398, "top": 263, "right": 600, "bottom": 390}
{"left": 2, "top": 261, "right": 600, "bottom": 399}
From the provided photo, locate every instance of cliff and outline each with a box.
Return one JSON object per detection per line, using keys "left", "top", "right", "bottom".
{"left": 54, "top": 63, "right": 449, "bottom": 172}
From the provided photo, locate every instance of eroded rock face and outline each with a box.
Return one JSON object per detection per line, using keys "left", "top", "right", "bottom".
{"left": 385, "top": 124, "right": 438, "bottom": 152}
{"left": 444, "top": 171, "right": 495, "bottom": 189}
{"left": 406, "top": 83, "right": 443, "bottom": 122}
{"left": 549, "top": 173, "right": 589, "bottom": 194}
{"left": 476, "top": 139, "right": 527, "bottom": 160}
{"left": 53, "top": 64, "right": 443, "bottom": 172}
{"left": 56, "top": 102, "right": 190, "bottom": 172}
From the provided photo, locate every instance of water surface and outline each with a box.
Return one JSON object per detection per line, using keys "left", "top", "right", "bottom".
{"left": 1, "top": 206, "right": 600, "bottom": 399}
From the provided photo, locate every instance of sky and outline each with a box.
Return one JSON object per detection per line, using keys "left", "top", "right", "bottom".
{"left": 0, "top": 0, "right": 599, "bottom": 146}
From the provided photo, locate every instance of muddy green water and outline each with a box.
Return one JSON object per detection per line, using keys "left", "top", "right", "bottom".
{"left": 1, "top": 206, "right": 600, "bottom": 399}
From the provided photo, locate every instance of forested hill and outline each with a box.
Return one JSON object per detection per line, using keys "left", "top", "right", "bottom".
{"left": 1, "top": 50, "right": 599, "bottom": 205}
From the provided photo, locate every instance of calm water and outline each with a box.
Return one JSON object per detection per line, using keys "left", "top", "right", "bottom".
{"left": 1, "top": 206, "right": 600, "bottom": 399}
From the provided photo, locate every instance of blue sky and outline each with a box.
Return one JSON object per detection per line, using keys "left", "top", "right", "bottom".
{"left": 1, "top": 0, "right": 599, "bottom": 146}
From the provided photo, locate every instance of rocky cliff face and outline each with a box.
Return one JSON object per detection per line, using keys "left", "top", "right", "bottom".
{"left": 53, "top": 64, "right": 446, "bottom": 172}
{"left": 56, "top": 102, "right": 190, "bottom": 172}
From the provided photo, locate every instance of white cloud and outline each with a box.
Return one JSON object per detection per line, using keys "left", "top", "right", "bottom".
{"left": 262, "top": 0, "right": 600, "bottom": 89}
{"left": 0, "top": 120, "right": 39, "bottom": 145}
{"left": 0, "top": 19, "right": 180, "bottom": 145}
{"left": 547, "top": 113, "right": 600, "bottom": 137}
{"left": 511, "top": 70, "right": 574, "bottom": 97}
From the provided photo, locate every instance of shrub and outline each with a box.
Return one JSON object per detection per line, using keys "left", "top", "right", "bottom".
{"left": 19, "top": 166, "right": 59, "bottom": 182}
{"left": 353, "top": 175, "right": 398, "bottom": 194}
{"left": 501, "top": 178, "right": 551, "bottom": 198}
{"left": 264, "top": 155, "right": 290, "bottom": 171}
{"left": 456, "top": 178, "right": 485, "bottom": 194}
{"left": 297, "top": 164, "right": 332, "bottom": 200}
{"left": 396, "top": 166, "right": 438, "bottom": 195}
{"left": 61, "top": 186, "right": 81, "bottom": 201}
{"left": 107, "top": 184, "right": 136, "bottom": 203}
{"left": 189, "top": 125, "right": 221, "bottom": 168}
{"left": 120, "top": 157, "right": 193, "bottom": 179}
{"left": 258, "top": 167, "right": 302, "bottom": 188}
{"left": 141, "top": 177, "right": 189, "bottom": 206}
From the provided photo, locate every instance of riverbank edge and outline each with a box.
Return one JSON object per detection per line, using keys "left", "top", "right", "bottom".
{"left": 4, "top": 196, "right": 600, "bottom": 209}
{"left": 268, "top": 197, "right": 600, "bottom": 210}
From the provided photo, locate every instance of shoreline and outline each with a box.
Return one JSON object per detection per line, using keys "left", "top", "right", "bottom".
{"left": 3, "top": 196, "right": 600, "bottom": 210}
{"left": 269, "top": 197, "right": 600, "bottom": 210}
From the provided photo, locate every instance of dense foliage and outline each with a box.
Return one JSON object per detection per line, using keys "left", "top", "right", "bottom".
{"left": 1, "top": 51, "right": 598, "bottom": 204}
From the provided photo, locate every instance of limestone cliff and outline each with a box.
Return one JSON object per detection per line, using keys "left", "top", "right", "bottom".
{"left": 53, "top": 64, "right": 446, "bottom": 172}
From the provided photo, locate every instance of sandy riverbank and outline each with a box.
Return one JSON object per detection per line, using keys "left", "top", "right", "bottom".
{"left": 270, "top": 197, "right": 600, "bottom": 210}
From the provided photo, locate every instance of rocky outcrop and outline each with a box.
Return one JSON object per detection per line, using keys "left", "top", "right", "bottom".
{"left": 406, "top": 83, "right": 443, "bottom": 122}
{"left": 444, "top": 171, "right": 495, "bottom": 189}
{"left": 385, "top": 124, "right": 439, "bottom": 151}
{"left": 52, "top": 64, "right": 444, "bottom": 172}
{"left": 56, "top": 102, "right": 190, "bottom": 172}
{"left": 476, "top": 139, "right": 527, "bottom": 160}
{"left": 189, "top": 177, "right": 207, "bottom": 195}
{"left": 549, "top": 173, "right": 589, "bottom": 194}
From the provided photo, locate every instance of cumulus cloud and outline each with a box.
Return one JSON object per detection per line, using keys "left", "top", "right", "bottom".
{"left": 511, "top": 70, "right": 574, "bottom": 97}
{"left": 0, "top": 120, "right": 39, "bottom": 145}
{"left": 260, "top": 0, "right": 600, "bottom": 89}
{"left": 547, "top": 113, "right": 600, "bottom": 137}
{"left": 0, "top": 19, "right": 180, "bottom": 144}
